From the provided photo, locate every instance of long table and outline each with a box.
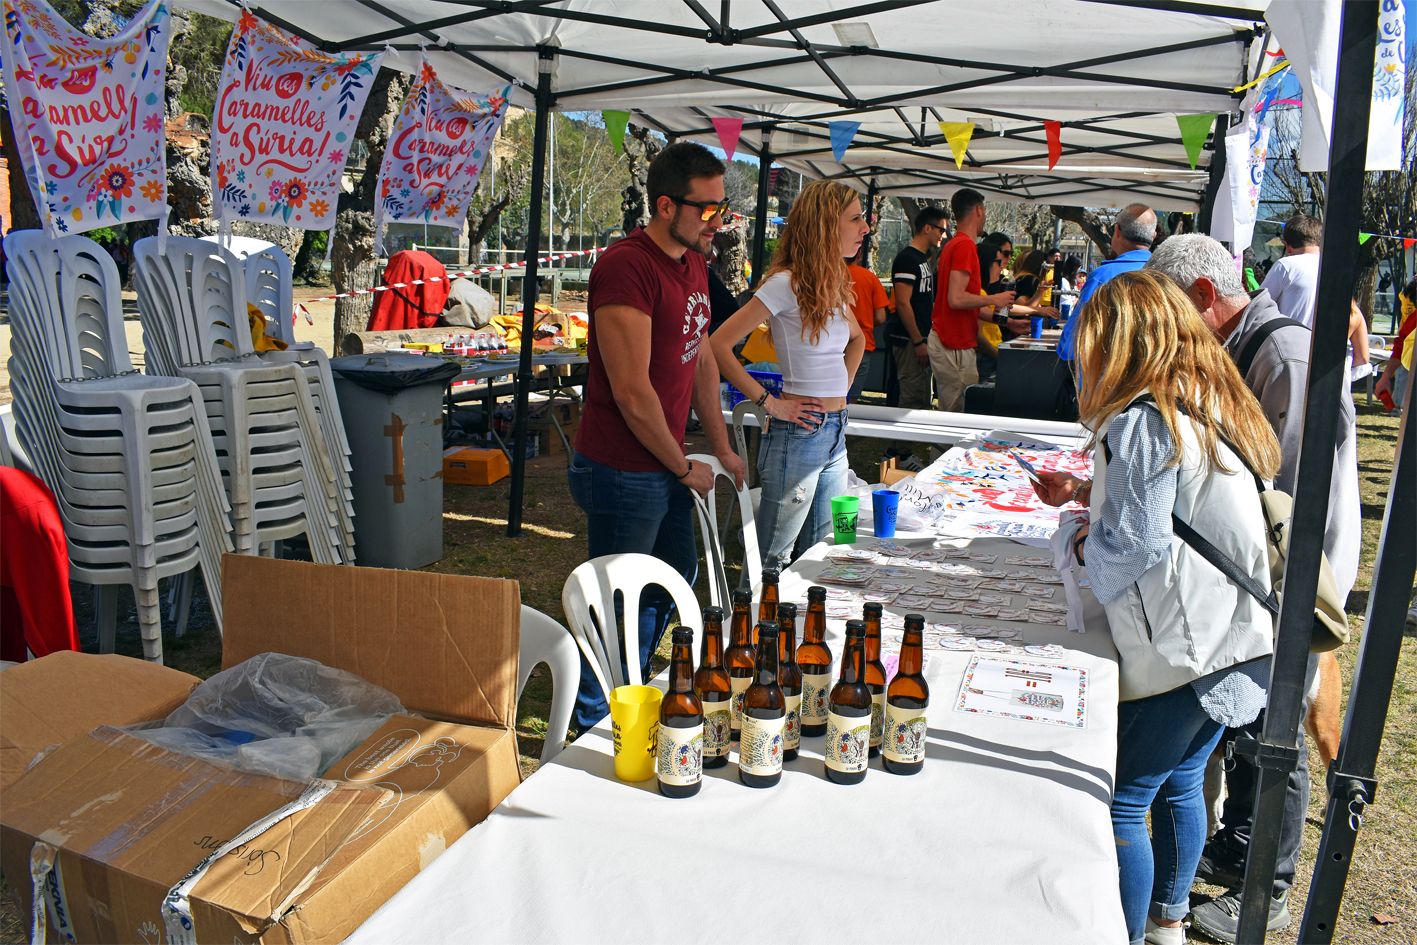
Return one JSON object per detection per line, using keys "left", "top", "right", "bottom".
{"left": 343, "top": 535, "right": 1126, "bottom": 945}
{"left": 724, "top": 403, "right": 1087, "bottom": 450}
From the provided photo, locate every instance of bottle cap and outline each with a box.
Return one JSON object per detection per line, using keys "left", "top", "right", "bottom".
{"left": 757, "top": 621, "right": 778, "bottom": 640}
{"left": 807, "top": 585, "right": 827, "bottom": 601}
{"left": 862, "top": 602, "right": 883, "bottom": 617}
{"left": 904, "top": 613, "right": 926, "bottom": 628}
{"left": 762, "top": 567, "right": 780, "bottom": 582}
{"left": 844, "top": 619, "right": 865, "bottom": 637}
{"left": 703, "top": 605, "right": 724, "bottom": 622}
{"left": 732, "top": 589, "right": 752, "bottom": 606}
{"left": 672, "top": 627, "right": 694, "bottom": 645}
{"left": 776, "top": 602, "right": 798, "bottom": 619}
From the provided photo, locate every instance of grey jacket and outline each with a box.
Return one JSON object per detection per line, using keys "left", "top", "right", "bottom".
{"left": 1223, "top": 289, "right": 1361, "bottom": 598}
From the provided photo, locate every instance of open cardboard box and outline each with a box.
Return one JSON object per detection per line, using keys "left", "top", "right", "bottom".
{"left": 0, "top": 555, "right": 523, "bottom": 944}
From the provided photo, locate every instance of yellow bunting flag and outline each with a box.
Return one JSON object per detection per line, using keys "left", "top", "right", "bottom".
{"left": 938, "top": 122, "right": 975, "bottom": 169}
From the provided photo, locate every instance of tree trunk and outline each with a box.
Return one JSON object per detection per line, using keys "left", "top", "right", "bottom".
{"left": 621, "top": 126, "right": 663, "bottom": 232}
{"left": 1051, "top": 206, "right": 1113, "bottom": 259}
{"left": 332, "top": 69, "right": 409, "bottom": 348}
{"left": 712, "top": 226, "right": 749, "bottom": 297}
{"left": 3, "top": 105, "right": 42, "bottom": 232}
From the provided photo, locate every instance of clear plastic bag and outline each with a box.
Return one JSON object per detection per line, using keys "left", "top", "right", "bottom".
{"left": 127, "top": 653, "right": 405, "bottom": 781}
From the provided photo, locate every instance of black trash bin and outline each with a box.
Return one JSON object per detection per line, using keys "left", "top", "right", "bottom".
{"left": 331, "top": 353, "right": 460, "bottom": 568}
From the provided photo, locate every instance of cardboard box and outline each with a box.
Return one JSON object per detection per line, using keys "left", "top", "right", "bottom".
{"left": 1, "top": 555, "right": 523, "bottom": 944}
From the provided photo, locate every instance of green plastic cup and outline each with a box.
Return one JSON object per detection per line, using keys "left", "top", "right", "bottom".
{"left": 831, "top": 495, "right": 860, "bottom": 545}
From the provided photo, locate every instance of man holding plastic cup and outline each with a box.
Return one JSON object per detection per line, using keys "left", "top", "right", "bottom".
{"left": 568, "top": 143, "right": 746, "bottom": 732}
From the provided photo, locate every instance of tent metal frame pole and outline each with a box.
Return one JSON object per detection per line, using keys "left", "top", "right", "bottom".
{"left": 860, "top": 178, "right": 878, "bottom": 263}
{"left": 1300, "top": 345, "right": 1415, "bottom": 942}
{"left": 507, "top": 47, "right": 555, "bottom": 538}
{"left": 1234, "top": 3, "right": 1377, "bottom": 941}
{"left": 751, "top": 131, "right": 773, "bottom": 287}
{"left": 1196, "top": 113, "right": 1229, "bottom": 235}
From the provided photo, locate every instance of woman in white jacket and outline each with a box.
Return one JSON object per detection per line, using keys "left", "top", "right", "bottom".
{"left": 1035, "top": 271, "right": 1281, "bottom": 945}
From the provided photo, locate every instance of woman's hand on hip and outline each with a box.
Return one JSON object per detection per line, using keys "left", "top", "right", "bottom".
{"left": 766, "top": 395, "right": 825, "bottom": 430}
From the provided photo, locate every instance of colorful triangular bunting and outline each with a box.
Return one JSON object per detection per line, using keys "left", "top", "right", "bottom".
{"left": 1044, "top": 120, "right": 1062, "bottom": 170}
{"left": 938, "top": 121, "right": 975, "bottom": 169}
{"left": 1176, "top": 114, "right": 1217, "bottom": 170}
{"left": 1358, "top": 232, "right": 1374, "bottom": 245}
{"left": 711, "top": 116, "right": 744, "bottom": 161}
{"left": 829, "top": 120, "right": 860, "bottom": 162}
{"left": 603, "top": 110, "right": 630, "bottom": 152}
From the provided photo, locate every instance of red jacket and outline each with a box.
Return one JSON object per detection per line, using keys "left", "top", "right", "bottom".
{"left": 1, "top": 467, "right": 78, "bottom": 661}
{"left": 366, "top": 250, "right": 452, "bottom": 331}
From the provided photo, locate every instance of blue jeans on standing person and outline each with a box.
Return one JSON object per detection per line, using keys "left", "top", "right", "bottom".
{"left": 757, "top": 409, "right": 848, "bottom": 569}
{"left": 1112, "top": 683, "right": 1227, "bottom": 945}
{"left": 566, "top": 452, "right": 698, "bottom": 731}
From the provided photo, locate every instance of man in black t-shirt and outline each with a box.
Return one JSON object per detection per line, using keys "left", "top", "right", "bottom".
{"left": 888, "top": 206, "right": 948, "bottom": 411}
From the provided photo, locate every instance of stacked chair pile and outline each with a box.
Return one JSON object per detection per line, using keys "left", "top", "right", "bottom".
{"left": 3, "top": 232, "right": 234, "bottom": 662}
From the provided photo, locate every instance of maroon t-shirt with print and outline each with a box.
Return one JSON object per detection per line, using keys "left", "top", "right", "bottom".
{"left": 575, "top": 228, "right": 710, "bottom": 472}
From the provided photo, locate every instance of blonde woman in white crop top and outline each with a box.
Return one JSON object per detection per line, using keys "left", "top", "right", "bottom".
{"left": 711, "top": 180, "right": 869, "bottom": 568}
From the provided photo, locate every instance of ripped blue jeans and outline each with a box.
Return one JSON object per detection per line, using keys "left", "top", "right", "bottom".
{"left": 757, "top": 409, "right": 848, "bottom": 569}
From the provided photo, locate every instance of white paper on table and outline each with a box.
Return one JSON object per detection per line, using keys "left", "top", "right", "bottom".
{"left": 955, "top": 656, "right": 1089, "bottom": 729}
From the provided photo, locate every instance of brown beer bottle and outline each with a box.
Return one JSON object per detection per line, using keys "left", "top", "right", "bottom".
{"left": 884, "top": 614, "right": 930, "bottom": 776}
{"left": 862, "top": 602, "right": 888, "bottom": 758}
{"left": 724, "top": 590, "right": 757, "bottom": 742}
{"left": 756, "top": 568, "right": 780, "bottom": 644}
{"left": 693, "top": 605, "right": 731, "bottom": 768}
{"left": 776, "top": 602, "right": 802, "bottom": 761}
{"left": 738, "top": 621, "right": 786, "bottom": 789}
{"left": 825, "top": 620, "right": 871, "bottom": 785}
{"left": 657, "top": 627, "right": 704, "bottom": 798}
{"left": 796, "top": 585, "right": 834, "bottom": 737}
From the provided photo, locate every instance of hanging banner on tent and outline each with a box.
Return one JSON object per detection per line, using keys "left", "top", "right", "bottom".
{"left": 1176, "top": 114, "right": 1216, "bottom": 169}
{"left": 210, "top": 9, "right": 383, "bottom": 228}
{"left": 1043, "top": 120, "right": 1062, "bottom": 170}
{"left": 603, "top": 110, "right": 630, "bottom": 152}
{"left": 938, "top": 122, "right": 974, "bottom": 169}
{"left": 374, "top": 60, "right": 508, "bottom": 252}
{"left": 1268, "top": 0, "right": 1407, "bottom": 172}
{"left": 829, "top": 120, "right": 860, "bottom": 162}
{"left": 1211, "top": 91, "right": 1269, "bottom": 253}
{"left": 0, "top": 0, "right": 172, "bottom": 236}
{"left": 711, "top": 116, "right": 743, "bottom": 161}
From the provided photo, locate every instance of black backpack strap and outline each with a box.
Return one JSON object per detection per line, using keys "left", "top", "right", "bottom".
{"left": 1236, "top": 316, "right": 1305, "bottom": 378}
{"left": 1171, "top": 513, "right": 1280, "bottom": 616}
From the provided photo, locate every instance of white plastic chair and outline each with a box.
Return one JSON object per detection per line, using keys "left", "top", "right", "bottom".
{"left": 560, "top": 553, "right": 702, "bottom": 706}
{"left": 516, "top": 605, "right": 580, "bottom": 765}
{"left": 686, "top": 452, "right": 762, "bottom": 611}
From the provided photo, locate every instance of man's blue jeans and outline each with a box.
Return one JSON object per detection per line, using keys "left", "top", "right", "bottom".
{"left": 1112, "top": 683, "right": 1226, "bottom": 945}
{"left": 566, "top": 452, "right": 698, "bottom": 730}
{"left": 757, "top": 409, "right": 848, "bottom": 569}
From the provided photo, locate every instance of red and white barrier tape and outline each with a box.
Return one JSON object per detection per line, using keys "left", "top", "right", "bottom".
{"left": 293, "top": 247, "right": 601, "bottom": 324}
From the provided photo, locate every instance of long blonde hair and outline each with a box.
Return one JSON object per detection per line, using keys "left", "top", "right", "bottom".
{"left": 1074, "top": 270, "right": 1280, "bottom": 478}
{"left": 764, "top": 179, "right": 857, "bottom": 342}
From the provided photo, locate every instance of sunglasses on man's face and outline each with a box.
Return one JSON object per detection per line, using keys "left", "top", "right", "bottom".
{"left": 672, "top": 196, "right": 730, "bottom": 221}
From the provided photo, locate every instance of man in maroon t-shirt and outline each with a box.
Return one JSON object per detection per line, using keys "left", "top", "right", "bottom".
{"left": 928, "top": 188, "right": 1020, "bottom": 411}
{"left": 568, "top": 142, "right": 746, "bottom": 729}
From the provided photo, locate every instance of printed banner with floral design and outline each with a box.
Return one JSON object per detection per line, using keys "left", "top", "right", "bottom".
{"left": 0, "top": 0, "right": 171, "bottom": 236}
{"left": 210, "top": 9, "right": 382, "bottom": 229}
{"left": 374, "top": 60, "right": 508, "bottom": 251}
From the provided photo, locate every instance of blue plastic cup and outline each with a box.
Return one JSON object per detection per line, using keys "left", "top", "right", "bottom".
{"left": 1030, "top": 316, "right": 1044, "bottom": 339}
{"left": 872, "top": 489, "right": 900, "bottom": 538}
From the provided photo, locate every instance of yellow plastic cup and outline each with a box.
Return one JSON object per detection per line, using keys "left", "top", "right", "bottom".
{"left": 609, "top": 685, "right": 663, "bottom": 782}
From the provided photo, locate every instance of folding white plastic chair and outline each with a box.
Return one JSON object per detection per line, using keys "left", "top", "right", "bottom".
{"left": 560, "top": 553, "right": 702, "bottom": 706}
{"left": 686, "top": 452, "right": 762, "bottom": 612}
{"left": 516, "top": 605, "right": 580, "bottom": 765}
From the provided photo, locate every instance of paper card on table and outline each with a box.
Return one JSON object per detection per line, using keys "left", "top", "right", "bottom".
{"left": 979, "top": 594, "right": 1012, "bottom": 606}
{"left": 946, "top": 588, "right": 980, "bottom": 600}
{"left": 956, "top": 656, "right": 1089, "bottom": 729}
{"left": 997, "top": 608, "right": 1030, "bottom": 622}
{"left": 1029, "top": 611, "right": 1068, "bottom": 626}
{"left": 1021, "top": 585, "right": 1056, "bottom": 599}
{"left": 1029, "top": 601, "right": 1068, "bottom": 614}
{"left": 994, "top": 580, "right": 1026, "bottom": 593}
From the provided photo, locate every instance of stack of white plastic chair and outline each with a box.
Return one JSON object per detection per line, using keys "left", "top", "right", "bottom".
{"left": 198, "top": 234, "right": 355, "bottom": 543}
{"left": 3, "top": 231, "right": 233, "bottom": 662}
{"left": 133, "top": 235, "right": 354, "bottom": 565}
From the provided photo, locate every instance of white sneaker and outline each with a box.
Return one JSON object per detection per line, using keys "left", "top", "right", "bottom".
{"left": 1143, "top": 917, "right": 1186, "bottom": 945}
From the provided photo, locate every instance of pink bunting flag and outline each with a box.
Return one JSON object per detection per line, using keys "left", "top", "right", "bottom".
{"left": 711, "top": 117, "right": 743, "bottom": 161}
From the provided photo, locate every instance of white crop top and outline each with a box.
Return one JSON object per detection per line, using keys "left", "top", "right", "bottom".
{"left": 754, "top": 271, "right": 852, "bottom": 398}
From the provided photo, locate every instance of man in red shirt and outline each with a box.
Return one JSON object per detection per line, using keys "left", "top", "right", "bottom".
{"left": 846, "top": 255, "right": 889, "bottom": 400}
{"left": 568, "top": 142, "right": 746, "bottom": 729}
{"left": 928, "top": 188, "right": 1019, "bottom": 411}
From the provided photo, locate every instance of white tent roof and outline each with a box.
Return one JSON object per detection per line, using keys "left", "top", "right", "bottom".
{"left": 181, "top": 0, "right": 1272, "bottom": 208}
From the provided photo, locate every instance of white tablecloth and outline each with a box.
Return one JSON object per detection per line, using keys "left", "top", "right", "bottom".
{"left": 343, "top": 536, "right": 1125, "bottom": 945}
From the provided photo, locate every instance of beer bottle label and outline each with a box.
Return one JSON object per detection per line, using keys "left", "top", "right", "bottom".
{"left": 824, "top": 711, "right": 870, "bottom": 773}
{"left": 738, "top": 714, "right": 785, "bottom": 777}
{"left": 800, "top": 671, "right": 832, "bottom": 725}
{"left": 729, "top": 676, "right": 752, "bottom": 733}
{"left": 883, "top": 703, "right": 929, "bottom": 764}
{"left": 701, "top": 699, "right": 731, "bottom": 759}
{"left": 869, "top": 692, "right": 886, "bottom": 749}
{"left": 783, "top": 693, "right": 802, "bottom": 751}
{"left": 656, "top": 722, "right": 704, "bottom": 786}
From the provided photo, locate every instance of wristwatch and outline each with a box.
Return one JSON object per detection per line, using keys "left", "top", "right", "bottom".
{"left": 913, "top": 338, "right": 928, "bottom": 347}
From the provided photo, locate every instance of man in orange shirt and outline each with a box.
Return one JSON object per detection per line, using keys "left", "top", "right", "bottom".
{"left": 846, "top": 254, "right": 889, "bottom": 400}
{"left": 928, "top": 188, "right": 1020, "bottom": 411}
